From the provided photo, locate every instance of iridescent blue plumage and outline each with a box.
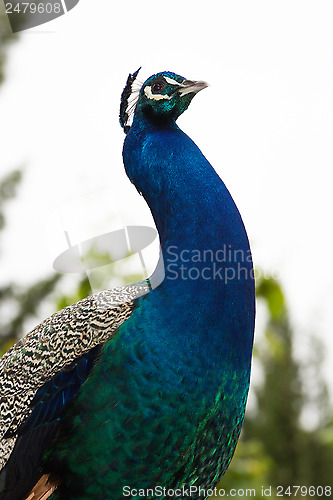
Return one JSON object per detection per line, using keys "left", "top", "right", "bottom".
{"left": 0, "top": 70, "right": 255, "bottom": 499}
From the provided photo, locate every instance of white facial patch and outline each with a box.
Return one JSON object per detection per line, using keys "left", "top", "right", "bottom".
{"left": 163, "top": 76, "right": 184, "bottom": 86}
{"left": 144, "top": 86, "right": 173, "bottom": 101}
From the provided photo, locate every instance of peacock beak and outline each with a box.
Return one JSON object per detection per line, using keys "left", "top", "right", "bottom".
{"left": 178, "top": 80, "right": 209, "bottom": 97}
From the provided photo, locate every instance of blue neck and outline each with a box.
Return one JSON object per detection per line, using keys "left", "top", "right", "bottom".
{"left": 123, "top": 112, "right": 255, "bottom": 368}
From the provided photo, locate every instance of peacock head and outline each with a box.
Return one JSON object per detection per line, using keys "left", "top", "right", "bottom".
{"left": 120, "top": 69, "right": 208, "bottom": 132}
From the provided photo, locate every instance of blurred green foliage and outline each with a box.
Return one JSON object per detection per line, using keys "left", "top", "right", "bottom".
{"left": 214, "top": 276, "right": 333, "bottom": 499}
{"left": 0, "top": 169, "right": 22, "bottom": 230}
{"left": 0, "top": 171, "right": 62, "bottom": 356}
{"left": 0, "top": 9, "right": 15, "bottom": 86}
{"left": 0, "top": 17, "right": 65, "bottom": 354}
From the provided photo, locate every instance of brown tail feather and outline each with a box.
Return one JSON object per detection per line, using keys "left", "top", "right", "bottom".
{"left": 26, "top": 474, "right": 57, "bottom": 500}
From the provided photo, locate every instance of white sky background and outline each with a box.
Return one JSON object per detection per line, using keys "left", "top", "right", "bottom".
{"left": 0, "top": 1, "right": 332, "bottom": 404}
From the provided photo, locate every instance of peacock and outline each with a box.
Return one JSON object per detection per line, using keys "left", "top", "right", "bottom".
{"left": 0, "top": 69, "right": 255, "bottom": 499}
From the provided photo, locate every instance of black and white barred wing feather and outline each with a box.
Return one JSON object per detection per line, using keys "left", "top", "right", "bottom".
{"left": 0, "top": 283, "right": 149, "bottom": 471}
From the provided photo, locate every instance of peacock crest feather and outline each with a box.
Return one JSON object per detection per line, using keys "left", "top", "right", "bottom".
{"left": 119, "top": 67, "right": 141, "bottom": 133}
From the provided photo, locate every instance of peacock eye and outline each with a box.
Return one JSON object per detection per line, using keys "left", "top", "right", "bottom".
{"left": 151, "top": 80, "right": 166, "bottom": 94}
